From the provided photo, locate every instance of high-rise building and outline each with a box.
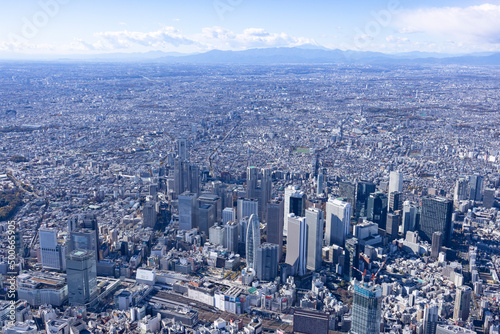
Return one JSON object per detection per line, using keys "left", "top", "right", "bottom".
{"left": 367, "top": 192, "right": 388, "bottom": 230}
{"left": 198, "top": 193, "right": 222, "bottom": 223}
{"left": 198, "top": 204, "right": 216, "bottom": 235}
{"left": 422, "top": 304, "right": 438, "bottom": 334}
{"left": 483, "top": 188, "right": 495, "bottom": 209}
{"left": 389, "top": 171, "right": 403, "bottom": 196}
{"left": 267, "top": 200, "right": 284, "bottom": 261}
{"left": 178, "top": 192, "right": 197, "bottom": 231}
{"left": 419, "top": 197, "right": 453, "bottom": 246}
{"left": 454, "top": 177, "right": 469, "bottom": 202}
{"left": 325, "top": 198, "right": 351, "bottom": 247}
{"left": 39, "top": 228, "right": 65, "bottom": 271}
{"left": 431, "top": 231, "right": 442, "bottom": 259}
{"left": 68, "top": 214, "right": 100, "bottom": 261}
{"left": 66, "top": 250, "right": 97, "bottom": 306}
{"left": 68, "top": 229, "right": 98, "bottom": 262}
{"left": 283, "top": 186, "right": 306, "bottom": 236}
{"left": 339, "top": 180, "right": 356, "bottom": 213}
{"left": 255, "top": 243, "right": 279, "bottom": 282}
{"left": 246, "top": 166, "right": 259, "bottom": 200}
{"left": 293, "top": 309, "right": 330, "bottom": 334}
{"left": 260, "top": 168, "right": 272, "bottom": 220}
{"left": 386, "top": 211, "right": 401, "bottom": 239}
{"left": 453, "top": 286, "right": 472, "bottom": 321}
{"left": 351, "top": 283, "right": 382, "bottom": 334}
{"left": 174, "top": 159, "right": 200, "bottom": 196}
{"left": 224, "top": 221, "right": 239, "bottom": 253}
{"left": 402, "top": 201, "right": 417, "bottom": 235}
{"left": 209, "top": 224, "right": 225, "bottom": 246}
{"left": 469, "top": 174, "right": 484, "bottom": 202}
{"left": 222, "top": 207, "right": 236, "bottom": 225}
{"left": 245, "top": 214, "right": 261, "bottom": 270}
{"left": 306, "top": 208, "right": 324, "bottom": 272}
{"left": 176, "top": 138, "right": 188, "bottom": 161}
{"left": 142, "top": 200, "right": 156, "bottom": 228}
{"left": 345, "top": 237, "right": 360, "bottom": 280}
{"left": 355, "top": 181, "right": 376, "bottom": 218}
{"left": 389, "top": 191, "right": 403, "bottom": 212}
{"left": 237, "top": 198, "right": 259, "bottom": 223}
{"left": 285, "top": 214, "right": 307, "bottom": 276}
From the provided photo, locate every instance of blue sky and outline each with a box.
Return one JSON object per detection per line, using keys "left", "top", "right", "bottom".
{"left": 1, "top": 0, "right": 500, "bottom": 56}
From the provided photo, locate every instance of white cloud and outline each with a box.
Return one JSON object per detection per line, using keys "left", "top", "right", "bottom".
{"left": 395, "top": 4, "right": 500, "bottom": 44}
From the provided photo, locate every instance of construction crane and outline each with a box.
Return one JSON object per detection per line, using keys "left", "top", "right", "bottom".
{"left": 371, "top": 260, "right": 387, "bottom": 282}
{"left": 351, "top": 266, "right": 367, "bottom": 282}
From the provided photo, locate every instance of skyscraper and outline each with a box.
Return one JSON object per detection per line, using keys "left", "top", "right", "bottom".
{"left": 345, "top": 237, "right": 360, "bottom": 281}
{"left": 285, "top": 214, "right": 307, "bottom": 276}
{"left": 469, "top": 174, "right": 484, "bottom": 201}
{"left": 66, "top": 250, "right": 97, "bottom": 306}
{"left": 198, "top": 204, "right": 216, "bottom": 235}
{"left": 176, "top": 138, "right": 188, "bottom": 161}
{"left": 389, "top": 171, "right": 403, "bottom": 196}
{"left": 245, "top": 214, "right": 261, "bottom": 270}
{"left": 402, "top": 201, "right": 417, "bottom": 235}
{"left": 325, "top": 198, "right": 351, "bottom": 247}
{"left": 423, "top": 304, "right": 438, "bottom": 334}
{"left": 454, "top": 177, "right": 468, "bottom": 202}
{"left": 483, "top": 188, "right": 495, "bottom": 209}
{"left": 419, "top": 197, "right": 453, "bottom": 246}
{"left": 366, "top": 192, "right": 388, "bottom": 230}
{"left": 386, "top": 212, "right": 401, "bottom": 239}
{"left": 283, "top": 186, "right": 306, "bottom": 236}
{"left": 351, "top": 283, "right": 382, "bottom": 334}
{"left": 355, "top": 181, "right": 376, "bottom": 218}
{"left": 267, "top": 200, "right": 284, "bottom": 261}
{"left": 222, "top": 207, "right": 236, "bottom": 225}
{"left": 388, "top": 191, "right": 403, "bottom": 212}
{"left": 178, "top": 192, "right": 197, "bottom": 231}
{"left": 316, "top": 172, "right": 324, "bottom": 196}
{"left": 39, "top": 228, "right": 65, "bottom": 271}
{"left": 246, "top": 166, "right": 259, "bottom": 200}
{"left": 237, "top": 198, "right": 259, "bottom": 223}
{"left": 255, "top": 243, "right": 279, "bottom": 282}
{"left": 224, "top": 221, "right": 239, "bottom": 253}
{"left": 260, "top": 168, "right": 272, "bottom": 220}
{"left": 68, "top": 229, "right": 98, "bottom": 262}
{"left": 68, "top": 214, "right": 100, "bottom": 261}
{"left": 453, "top": 286, "right": 472, "bottom": 321}
{"left": 305, "top": 208, "right": 324, "bottom": 272}
{"left": 339, "top": 180, "right": 356, "bottom": 213}
{"left": 431, "top": 231, "right": 442, "bottom": 259}
{"left": 142, "top": 200, "right": 156, "bottom": 228}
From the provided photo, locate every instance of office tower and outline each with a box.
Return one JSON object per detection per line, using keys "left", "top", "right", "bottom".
{"left": 68, "top": 214, "right": 100, "bottom": 261}
{"left": 176, "top": 138, "right": 188, "bottom": 161}
{"left": 198, "top": 204, "right": 216, "bottom": 235}
{"left": 367, "top": 192, "right": 388, "bottom": 230}
{"left": 66, "top": 250, "right": 97, "bottom": 306}
{"left": 339, "top": 180, "right": 356, "bottom": 213}
{"left": 267, "top": 200, "right": 284, "bottom": 261}
{"left": 454, "top": 177, "right": 469, "bottom": 202}
{"left": 69, "top": 229, "right": 98, "bottom": 263}
{"left": 239, "top": 217, "right": 249, "bottom": 245}
{"left": 317, "top": 172, "right": 324, "bottom": 196}
{"left": 389, "top": 171, "right": 403, "bottom": 196}
{"left": 178, "top": 192, "right": 197, "bottom": 231}
{"left": 260, "top": 168, "right": 272, "bottom": 220}
{"left": 469, "top": 174, "right": 484, "bottom": 201}
{"left": 198, "top": 193, "right": 222, "bottom": 222}
{"left": 431, "top": 232, "right": 442, "bottom": 259}
{"left": 356, "top": 180, "right": 376, "bottom": 218}
{"left": 283, "top": 186, "right": 306, "bottom": 236}
{"left": 174, "top": 159, "right": 200, "bottom": 196}
{"left": 224, "top": 221, "right": 239, "bottom": 253}
{"left": 483, "top": 188, "right": 495, "bottom": 209}
{"left": 142, "top": 200, "right": 156, "bottom": 228}
{"left": 386, "top": 211, "right": 401, "bottom": 239}
{"left": 246, "top": 214, "right": 261, "bottom": 270}
{"left": 173, "top": 158, "right": 184, "bottom": 195}
{"left": 345, "top": 237, "right": 360, "bottom": 280}
{"left": 237, "top": 198, "right": 259, "bottom": 222}
{"left": 188, "top": 164, "right": 200, "bottom": 195}
{"left": 402, "top": 201, "right": 417, "bottom": 235}
{"left": 306, "top": 208, "right": 324, "bottom": 272}
{"left": 453, "top": 286, "right": 472, "bottom": 321}
{"left": 325, "top": 198, "right": 351, "bottom": 247}
{"left": 39, "top": 228, "right": 65, "bottom": 271}
{"left": 222, "top": 207, "right": 236, "bottom": 225}
{"left": 255, "top": 243, "right": 279, "bottom": 282}
{"left": 351, "top": 283, "right": 382, "bottom": 334}
{"left": 423, "top": 304, "right": 438, "bottom": 334}
{"left": 209, "top": 224, "right": 225, "bottom": 246}
{"left": 285, "top": 214, "right": 307, "bottom": 276}
{"left": 420, "top": 197, "right": 453, "bottom": 246}
{"left": 246, "top": 166, "right": 259, "bottom": 199}
{"left": 389, "top": 191, "right": 403, "bottom": 212}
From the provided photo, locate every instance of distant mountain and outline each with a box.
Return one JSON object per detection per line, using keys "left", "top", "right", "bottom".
{"left": 1, "top": 47, "right": 499, "bottom": 65}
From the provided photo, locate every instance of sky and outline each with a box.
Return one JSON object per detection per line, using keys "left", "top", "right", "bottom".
{"left": 1, "top": 0, "right": 500, "bottom": 57}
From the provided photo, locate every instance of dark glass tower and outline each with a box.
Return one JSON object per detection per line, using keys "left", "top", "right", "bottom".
{"left": 419, "top": 196, "right": 453, "bottom": 246}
